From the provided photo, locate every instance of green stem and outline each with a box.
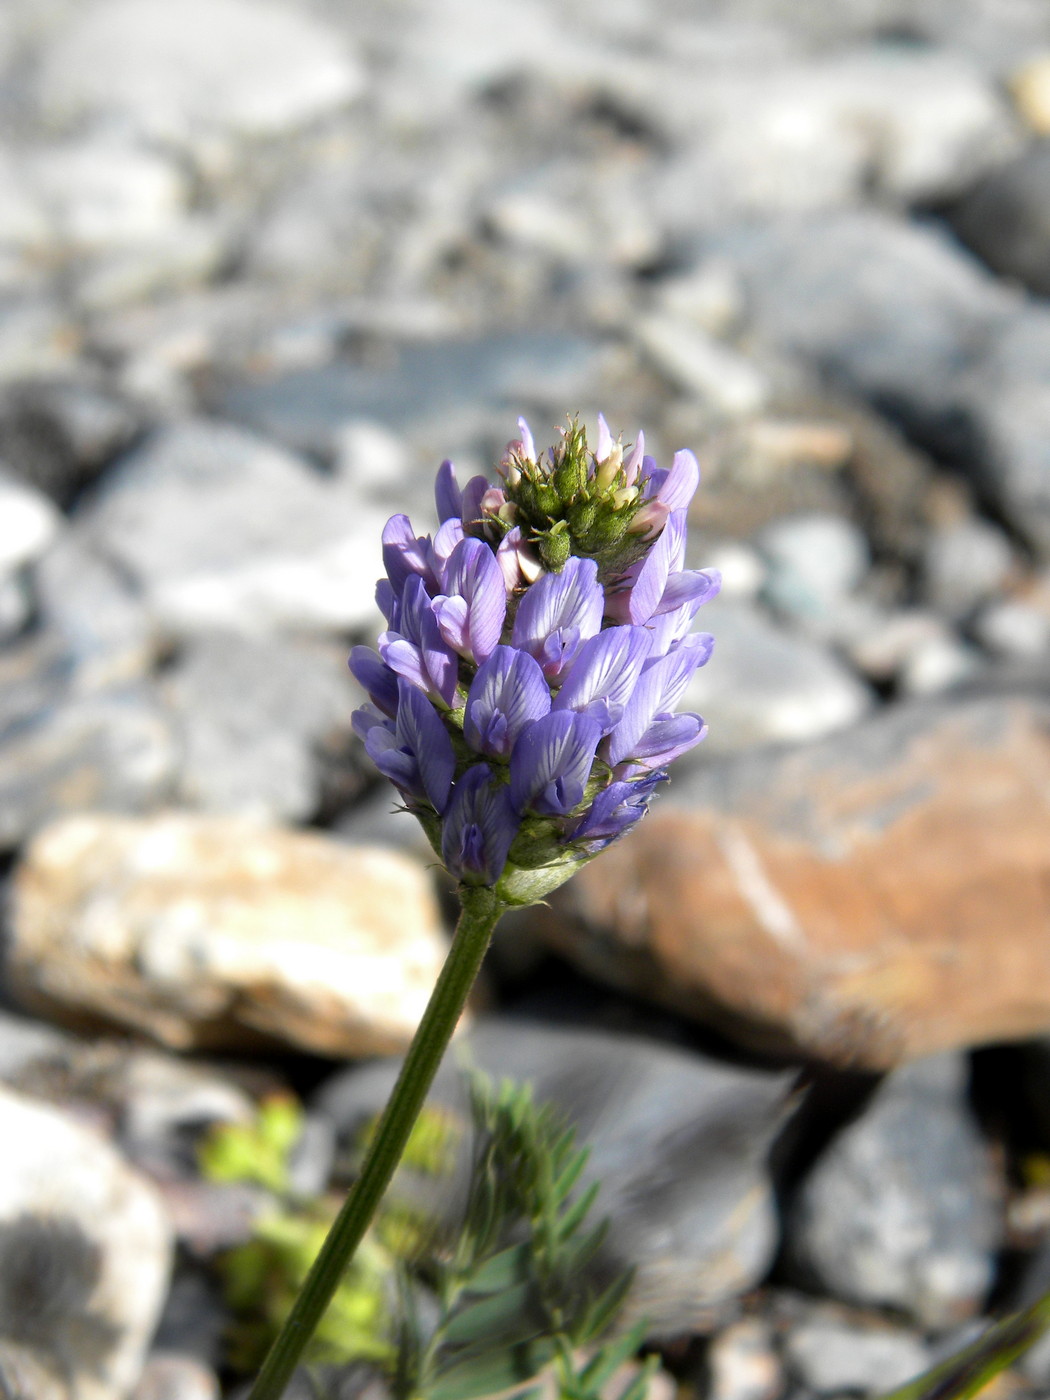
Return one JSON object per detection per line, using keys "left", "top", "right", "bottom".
{"left": 247, "top": 885, "right": 506, "bottom": 1400}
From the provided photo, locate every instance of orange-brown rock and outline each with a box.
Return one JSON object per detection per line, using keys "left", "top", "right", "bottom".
{"left": 529, "top": 696, "right": 1050, "bottom": 1069}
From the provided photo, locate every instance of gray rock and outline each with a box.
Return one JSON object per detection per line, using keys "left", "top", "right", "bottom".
{"left": 131, "top": 1353, "right": 219, "bottom": 1400}
{"left": 784, "top": 1314, "right": 930, "bottom": 1396}
{"left": 220, "top": 334, "right": 608, "bottom": 461}
{"left": 315, "top": 1019, "right": 798, "bottom": 1335}
{"left": 20, "top": 141, "right": 187, "bottom": 253}
{"left": 163, "top": 631, "right": 362, "bottom": 823}
{"left": 921, "top": 515, "right": 1016, "bottom": 618}
{"left": 634, "top": 316, "right": 771, "bottom": 417}
{"left": 0, "top": 377, "right": 140, "bottom": 505}
{"left": 948, "top": 142, "right": 1050, "bottom": 296}
{"left": 76, "top": 419, "right": 390, "bottom": 635}
{"left": 714, "top": 211, "right": 1014, "bottom": 445}
{"left": 0, "top": 299, "right": 78, "bottom": 383}
{"left": 150, "top": 1270, "right": 226, "bottom": 1371}
{"left": 0, "top": 570, "right": 30, "bottom": 643}
{"left": 968, "top": 309, "right": 1050, "bottom": 558}
{"left": 898, "top": 632, "right": 984, "bottom": 696}
{"left": 706, "top": 1319, "right": 782, "bottom": 1400}
{"left": 34, "top": 534, "right": 156, "bottom": 692}
{"left": 0, "top": 638, "right": 174, "bottom": 849}
{"left": 973, "top": 595, "right": 1050, "bottom": 658}
{"left": 36, "top": 0, "right": 365, "bottom": 146}
{"left": 0, "top": 472, "right": 61, "bottom": 572}
{"left": 758, "top": 512, "right": 870, "bottom": 622}
{"left": 0, "top": 1086, "right": 173, "bottom": 1400}
{"left": 787, "top": 1054, "right": 1001, "bottom": 1327}
{"left": 652, "top": 48, "right": 1015, "bottom": 227}
{"left": 682, "top": 600, "right": 874, "bottom": 754}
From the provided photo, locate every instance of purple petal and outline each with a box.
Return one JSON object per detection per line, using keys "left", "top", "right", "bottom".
{"left": 657, "top": 449, "right": 700, "bottom": 512}
{"left": 606, "top": 634, "right": 711, "bottom": 765}
{"left": 376, "top": 579, "right": 400, "bottom": 628}
{"left": 595, "top": 413, "right": 614, "bottom": 464}
{"left": 623, "top": 519, "right": 677, "bottom": 625}
{"left": 435, "top": 460, "right": 462, "bottom": 523}
{"left": 624, "top": 713, "right": 707, "bottom": 770}
{"left": 436, "top": 537, "right": 507, "bottom": 662}
{"left": 511, "top": 556, "right": 603, "bottom": 679}
{"left": 518, "top": 417, "right": 536, "bottom": 464}
{"left": 348, "top": 645, "right": 399, "bottom": 718}
{"left": 396, "top": 680, "right": 455, "bottom": 812}
{"left": 441, "top": 764, "right": 519, "bottom": 885}
{"left": 461, "top": 475, "right": 490, "bottom": 529}
{"left": 381, "top": 577, "right": 459, "bottom": 707}
{"left": 430, "top": 518, "right": 465, "bottom": 588}
{"left": 464, "top": 645, "right": 551, "bottom": 758}
{"left": 567, "top": 773, "right": 667, "bottom": 845}
{"left": 623, "top": 431, "right": 645, "bottom": 486}
{"left": 553, "top": 626, "right": 651, "bottom": 732}
{"left": 509, "top": 710, "right": 602, "bottom": 816}
{"left": 382, "top": 514, "right": 434, "bottom": 594}
{"left": 653, "top": 566, "right": 721, "bottom": 617}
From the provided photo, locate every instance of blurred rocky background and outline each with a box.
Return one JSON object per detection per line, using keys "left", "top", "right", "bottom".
{"left": 4, "top": 0, "right": 1050, "bottom": 1396}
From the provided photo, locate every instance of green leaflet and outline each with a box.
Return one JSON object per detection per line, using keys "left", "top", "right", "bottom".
{"left": 874, "top": 1290, "right": 1050, "bottom": 1400}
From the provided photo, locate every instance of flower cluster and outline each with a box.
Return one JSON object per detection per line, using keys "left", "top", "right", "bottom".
{"left": 350, "top": 417, "right": 720, "bottom": 905}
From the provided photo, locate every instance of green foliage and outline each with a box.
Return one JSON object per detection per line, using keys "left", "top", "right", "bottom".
{"left": 873, "top": 1289, "right": 1050, "bottom": 1400}
{"left": 199, "top": 1079, "right": 647, "bottom": 1397}
{"left": 395, "top": 1074, "right": 646, "bottom": 1400}
{"left": 217, "top": 1210, "right": 396, "bottom": 1375}
{"left": 199, "top": 1094, "right": 304, "bottom": 1195}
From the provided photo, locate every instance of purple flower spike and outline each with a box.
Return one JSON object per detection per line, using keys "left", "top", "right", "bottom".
{"left": 435, "top": 460, "right": 462, "bottom": 523}
{"left": 434, "top": 537, "right": 507, "bottom": 663}
{"left": 510, "top": 710, "right": 603, "bottom": 816}
{"left": 607, "top": 632, "right": 714, "bottom": 765}
{"left": 379, "top": 576, "right": 459, "bottom": 707}
{"left": 353, "top": 413, "right": 718, "bottom": 901}
{"left": 441, "top": 764, "right": 520, "bottom": 886}
{"left": 511, "top": 555, "right": 603, "bottom": 680}
{"left": 552, "top": 625, "right": 651, "bottom": 732}
{"left": 348, "top": 645, "right": 400, "bottom": 718}
{"left": 464, "top": 645, "right": 551, "bottom": 758}
{"left": 568, "top": 773, "right": 668, "bottom": 846}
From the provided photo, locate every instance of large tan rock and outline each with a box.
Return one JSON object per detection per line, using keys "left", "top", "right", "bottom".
{"left": 529, "top": 696, "right": 1050, "bottom": 1069}
{"left": 10, "top": 813, "right": 449, "bottom": 1056}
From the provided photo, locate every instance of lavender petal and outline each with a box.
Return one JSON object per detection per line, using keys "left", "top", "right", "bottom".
{"left": 348, "top": 645, "right": 399, "bottom": 718}
{"left": 435, "top": 459, "right": 462, "bottom": 523}
{"left": 509, "top": 710, "right": 603, "bottom": 816}
{"left": 441, "top": 764, "right": 519, "bottom": 885}
{"left": 437, "top": 537, "right": 507, "bottom": 662}
{"left": 464, "top": 645, "right": 551, "bottom": 758}
{"left": 394, "top": 681, "right": 455, "bottom": 811}
{"left": 568, "top": 773, "right": 667, "bottom": 845}
{"left": 607, "top": 632, "right": 713, "bottom": 764}
{"left": 381, "top": 514, "right": 434, "bottom": 594}
{"left": 552, "top": 625, "right": 651, "bottom": 732}
{"left": 511, "top": 556, "right": 603, "bottom": 679}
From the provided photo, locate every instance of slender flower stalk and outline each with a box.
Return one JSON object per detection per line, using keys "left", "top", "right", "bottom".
{"left": 247, "top": 416, "right": 720, "bottom": 1400}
